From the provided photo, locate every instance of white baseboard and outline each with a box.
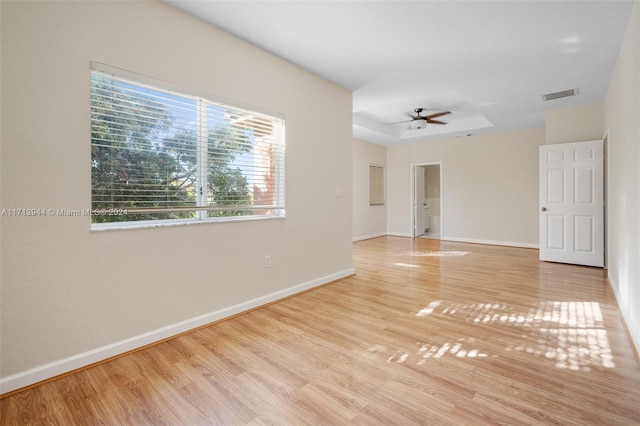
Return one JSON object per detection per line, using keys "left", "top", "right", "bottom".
{"left": 386, "top": 232, "right": 412, "bottom": 238}
{"left": 371, "top": 233, "right": 538, "bottom": 249}
{"left": 606, "top": 273, "right": 640, "bottom": 357}
{"left": 441, "top": 236, "right": 539, "bottom": 249}
{"left": 352, "top": 232, "right": 387, "bottom": 242}
{"left": 0, "top": 268, "right": 355, "bottom": 395}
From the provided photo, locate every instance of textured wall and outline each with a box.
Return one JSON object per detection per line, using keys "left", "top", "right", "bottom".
{"left": 386, "top": 128, "right": 544, "bottom": 246}
{"left": 0, "top": 0, "right": 353, "bottom": 386}
{"left": 353, "top": 139, "right": 387, "bottom": 240}
{"left": 545, "top": 102, "right": 604, "bottom": 145}
{"left": 604, "top": 1, "right": 640, "bottom": 354}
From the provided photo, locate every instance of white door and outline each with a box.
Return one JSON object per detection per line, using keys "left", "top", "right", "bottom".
{"left": 539, "top": 140, "right": 604, "bottom": 267}
{"left": 414, "top": 166, "right": 426, "bottom": 237}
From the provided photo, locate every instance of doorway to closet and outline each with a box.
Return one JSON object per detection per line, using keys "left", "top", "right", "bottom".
{"left": 413, "top": 163, "right": 442, "bottom": 239}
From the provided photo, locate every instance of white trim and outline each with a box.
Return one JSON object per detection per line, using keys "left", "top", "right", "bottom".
{"left": 91, "top": 214, "right": 285, "bottom": 232}
{"left": 441, "top": 236, "right": 539, "bottom": 249}
{"left": 0, "top": 268, "right": 354, "bottom": 395}
{"left": 353, "top": 232, "right": 387, "bottom": 242}
{"left": 602, "top": 128, "right": 609, "bottom": 270}
{"left": 387, "top": 232, "right": 412, "bottom": 238}
{"left": 607, "top": 273, "right": 640, "bottom": 357}
{"left": 362, "top": 233, "right": 538, "bottom": 248}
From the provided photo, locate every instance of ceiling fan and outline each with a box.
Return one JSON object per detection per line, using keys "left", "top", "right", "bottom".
{"left": 387, "top": 108, "right": 451, "bottom": 130}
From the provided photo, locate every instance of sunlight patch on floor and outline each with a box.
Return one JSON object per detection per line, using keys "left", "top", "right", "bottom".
{"left": 382, "top": 340, "right": 490, "bottom": 365}
{"left": 412, "top": 300, "right": 614, "bottom": 370}
{"left": 397, "top": 250, "right": 470, "bottom": 258}
{"left": 417, "top": 300, "right": 441, "bottom": 316}
{"left": 363, "top": 339, "right": 490, "bottom": 365}
{"left": 392, "top": 262, "right": 420, "bottom": 268}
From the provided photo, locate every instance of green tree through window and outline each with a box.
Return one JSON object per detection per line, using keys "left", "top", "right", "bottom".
{"left": 90, "top": 66, "right": 285, "bottom": 227}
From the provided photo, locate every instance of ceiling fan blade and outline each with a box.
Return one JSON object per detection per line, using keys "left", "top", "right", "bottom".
{"left": 386, "top": 110, "right": 451, "bottom": 125}
{"left": 384, "top": 119, "right": 413, "bottom": 125}
{"left": 427, "top": 119, "right": 447, "bottom": 125}
{"left": 424, "top": 111, "right": 451, "bottom": 120}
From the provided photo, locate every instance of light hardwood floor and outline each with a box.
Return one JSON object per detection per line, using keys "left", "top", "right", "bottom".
{"left": 2, "top": 236, "right": 640, "bottom": 425}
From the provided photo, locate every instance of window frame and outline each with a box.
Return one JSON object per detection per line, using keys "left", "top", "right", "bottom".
{"left": 90, "top": 62, "right": 286, "bottom": 231}
{"left": 369, "top": 164, "right": 385, "bottom": 206}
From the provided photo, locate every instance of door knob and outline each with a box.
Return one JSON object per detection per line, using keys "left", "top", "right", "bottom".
{"left": 541, "top": 207, "right": 547, "bottom": 212}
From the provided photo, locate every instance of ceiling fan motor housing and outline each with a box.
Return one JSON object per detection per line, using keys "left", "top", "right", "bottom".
{"left": 410, "top": 119, "right": 428, "bottom": 130}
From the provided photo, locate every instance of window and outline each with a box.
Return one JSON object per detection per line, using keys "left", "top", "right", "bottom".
{"left": 369, "top": 165, "right": 385, "bottom": 205}
{"left": 90, "top": 63, "right": 285, "bottom": 229}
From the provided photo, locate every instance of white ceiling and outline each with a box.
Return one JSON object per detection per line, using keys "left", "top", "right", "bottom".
{"left": 164, "top": 0, "right": 634, "bottom": 145}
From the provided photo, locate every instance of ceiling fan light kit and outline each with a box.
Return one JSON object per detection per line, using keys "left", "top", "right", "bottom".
{"left": 410, "top": 119, "right": 428, "bottom": 130}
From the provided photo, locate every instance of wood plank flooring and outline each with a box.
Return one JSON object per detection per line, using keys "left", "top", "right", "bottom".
{"left": 2, "top": 236, "right": 640, "bottom": 425}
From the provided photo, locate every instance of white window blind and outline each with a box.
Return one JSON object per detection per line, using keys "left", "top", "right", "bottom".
{"left": 90, "top": 64, "right": 285, "bottom": 228}
{"left": 369, "top": 165, "right": 385, "bottom": 206}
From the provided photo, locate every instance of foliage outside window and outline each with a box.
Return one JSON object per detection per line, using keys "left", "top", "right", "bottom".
{"left": 90, "top": 64, "right": 285, "bottom": 229}
{"left": 369, "top": 165, "right": 385, "bottom": 205}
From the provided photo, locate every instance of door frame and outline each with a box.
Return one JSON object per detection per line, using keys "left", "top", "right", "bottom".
{"left": 603, "top": 128, "right": 609, "bottom": 269}
{"left": 410, "top": 162, "right": 443, "bottom": 238}
{"left": 539, "top": 139, "right": 604, "bottom": 266}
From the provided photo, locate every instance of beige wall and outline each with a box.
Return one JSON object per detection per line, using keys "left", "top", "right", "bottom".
{"left": 387, "top": 128, "right": 544, "bottom": 246}
{"left": 353, "top": 139, "right": 387, "bottom": 240}
{"left": 604, "top": 1, "right": 640, "bottom": 353}
{"left": 0, "top": 1, "right": 353, "bottom": 391}
{"left": 545, "top": 102, "right": 604, "bottom": 144}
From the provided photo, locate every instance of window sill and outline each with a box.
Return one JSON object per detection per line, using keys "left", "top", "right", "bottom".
{"left": 90, "top": 214, "right": 286, "bottom": 232}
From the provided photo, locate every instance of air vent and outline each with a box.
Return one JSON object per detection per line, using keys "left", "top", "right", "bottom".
{"left": 542, "top": 88, "right": 579, "bottom": 102}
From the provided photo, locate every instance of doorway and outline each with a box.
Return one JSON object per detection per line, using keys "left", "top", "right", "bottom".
{"left": 413, "top": 163, "right": 442, "bottom": 239}
{"left": 539, "top": 140, "right": 604, "bottom": 267}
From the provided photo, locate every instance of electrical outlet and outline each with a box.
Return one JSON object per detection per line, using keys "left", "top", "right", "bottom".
{"left": 264, "top": 255, "right": 271, "bottom": 268}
